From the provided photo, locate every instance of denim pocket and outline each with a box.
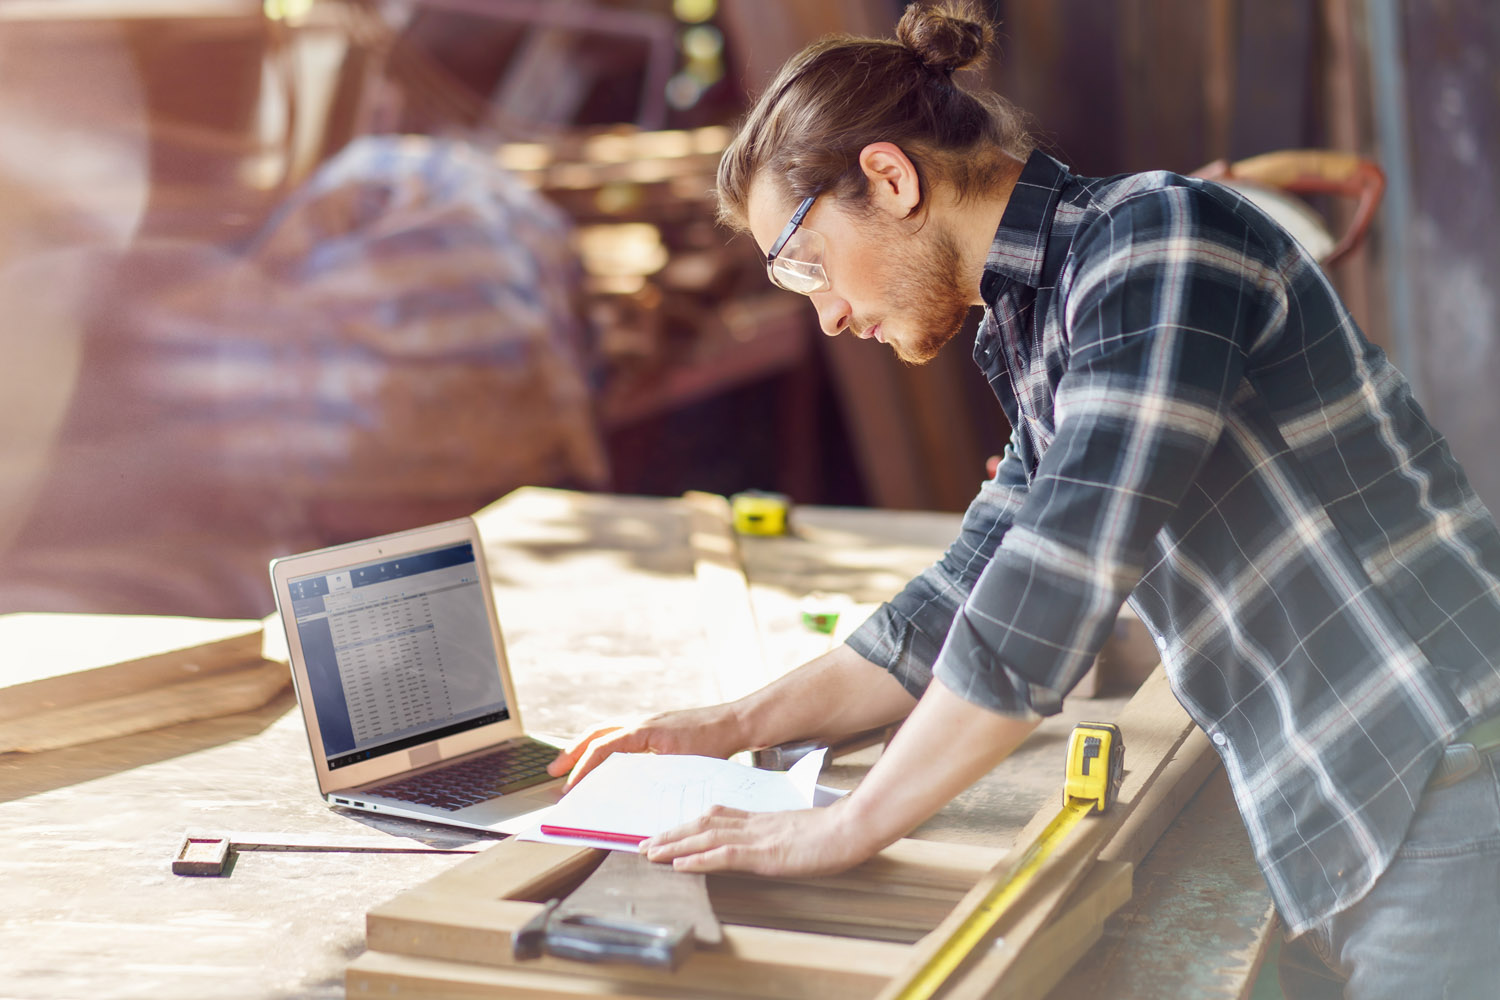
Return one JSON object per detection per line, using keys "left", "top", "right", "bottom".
{"left": 1397, "top": 748, "right": 1500, "bottom": 858}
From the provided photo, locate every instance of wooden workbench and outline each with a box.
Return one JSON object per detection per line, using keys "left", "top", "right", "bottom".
{"left": 0, "top": 488, "right": 1276, "bottom": 999}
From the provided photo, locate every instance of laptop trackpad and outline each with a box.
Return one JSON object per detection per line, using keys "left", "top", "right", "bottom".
{"left": 467, "top": 783, "right": 566, "bottom": 834}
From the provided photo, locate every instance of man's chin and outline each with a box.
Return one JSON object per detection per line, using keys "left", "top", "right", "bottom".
{"left": 892, "top": 324, "right": 963, "bottom": 365}
{"left": 892, "top": 341, "right": 939, "bottom": 365}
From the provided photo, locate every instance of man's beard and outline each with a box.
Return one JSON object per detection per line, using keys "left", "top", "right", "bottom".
{"left": 886, "top": 226, "right": 973, "bottom": 365}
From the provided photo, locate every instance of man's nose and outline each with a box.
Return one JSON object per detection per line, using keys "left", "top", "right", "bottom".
{"left": 810, "top": 291, "right": 851, "bottom": 337}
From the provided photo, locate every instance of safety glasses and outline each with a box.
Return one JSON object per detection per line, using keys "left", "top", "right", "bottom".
{"left": 764, "top": 194, "right": 831, "bottom": 295}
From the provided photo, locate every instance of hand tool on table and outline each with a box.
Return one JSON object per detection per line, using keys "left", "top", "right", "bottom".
{"left": 751, "top": 722, "right": 900, "bottom": 771}
{"left": 513, "top": 850, "right": 721, "bottom": 971}
{"left": 171, "top": 830, "right": 491, "bottom": 876}
{"left": 889, "top": 721, "right": 1126, "bottom": 1000}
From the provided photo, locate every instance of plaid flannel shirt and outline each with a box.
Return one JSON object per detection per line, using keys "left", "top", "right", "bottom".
{"left": 846, "top": 151, "right": 1500, "bottom": 934}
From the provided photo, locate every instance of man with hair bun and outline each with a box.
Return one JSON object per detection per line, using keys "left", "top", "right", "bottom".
{"left": 551, "top": 3, "right": 1500, "bottom": 994}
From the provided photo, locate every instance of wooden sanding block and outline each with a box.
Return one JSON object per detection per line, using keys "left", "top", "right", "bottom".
{"left": 173, "top": 835, "right": 232, "bottom": 876}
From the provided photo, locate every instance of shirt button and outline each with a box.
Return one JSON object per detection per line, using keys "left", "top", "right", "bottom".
{"left": 1154, "top": 636, "right": 1167, "bottom": 650}
{"left": 1212, "top": 732, "right": 1228, "bottom": 746}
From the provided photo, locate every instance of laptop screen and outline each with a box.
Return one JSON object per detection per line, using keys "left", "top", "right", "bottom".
{"left": 284, "top": 541, "right": 511, "bottom": 770}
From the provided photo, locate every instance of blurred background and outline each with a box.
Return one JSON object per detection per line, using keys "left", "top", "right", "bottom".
{"left": 0, "top": 0, "right": 1494, "bottom": 621}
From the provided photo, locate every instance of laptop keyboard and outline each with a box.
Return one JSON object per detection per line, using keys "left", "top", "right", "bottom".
{"left": 365, "top": 739, "right": 558, "bottom": 811}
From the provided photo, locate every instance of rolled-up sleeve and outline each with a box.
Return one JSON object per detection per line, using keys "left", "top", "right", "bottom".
{"left": 932, "top": 188, "right": 1264, "bottom": 717}
{"left": 845, "top": 434, "right": 1031, "bottom": 699}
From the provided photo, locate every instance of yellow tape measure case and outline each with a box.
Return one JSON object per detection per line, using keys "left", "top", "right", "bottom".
{"left": 731, "top": 491, "right": 791, "bottom": 535}
{"left": 1064, "top": 722, "right": 1125, "bottom": 813}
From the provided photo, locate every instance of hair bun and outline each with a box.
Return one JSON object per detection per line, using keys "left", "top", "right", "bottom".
{"left": 896, "top": 1, "right": 994, "bottom": 75}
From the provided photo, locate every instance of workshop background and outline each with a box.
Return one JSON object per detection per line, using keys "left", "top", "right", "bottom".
{"left": 0, "top": 0, "right": 1494, "bottom": 621}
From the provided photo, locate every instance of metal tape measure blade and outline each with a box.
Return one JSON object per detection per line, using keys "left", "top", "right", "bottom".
{"left": 891, "top": 721, "right": 1126, "bottom": 1000}
{"left": 898, "top": 797, "right": 1095, "bottom": 999}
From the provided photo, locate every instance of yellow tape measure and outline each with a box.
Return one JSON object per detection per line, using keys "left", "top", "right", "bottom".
{"left": 894, "top": 722, "right": 1125, "bottom": 1000}
{"left": 731, "top": 491, "right": 791, "bottom": 536}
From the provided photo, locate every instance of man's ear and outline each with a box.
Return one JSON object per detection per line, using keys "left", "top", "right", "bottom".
{"left": 858, "top": 142, "right": 922, "bottom": 220}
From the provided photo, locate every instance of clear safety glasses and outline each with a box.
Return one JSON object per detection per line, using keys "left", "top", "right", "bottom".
{"left": 765, "top": 194, "right": 831, "bottom": 295}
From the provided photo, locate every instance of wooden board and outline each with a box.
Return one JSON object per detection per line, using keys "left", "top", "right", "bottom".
{"left": 877, "top": 668, "right": 1198, "bottom": 1000}
{"left": 0, "top": 612, "right": 283, "bottom": 752}
{"left": 0, "top": 612, "right": 263, "bottom": 698}
{"left": 685, "top": 489, "right": 769, "bottom": 699}
{"left": 349, "top": 665, "right": 1212, "bottom": 1000}
{"left": 352, "top": 839, "right": 1138, "bottom": 1000}
{"left": 0, "top": 657, "right": 288, "bottom": 753}
{"left": 1048, "top": 773, "right": 1278, "bottom": 1000}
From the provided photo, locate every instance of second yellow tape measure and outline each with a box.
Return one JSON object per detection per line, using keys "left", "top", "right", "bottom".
{"left": 731, "top": 491, "right": 791, "bottom": 536}
{"left": 893, "top": 721, "right": 1125, "bottom": 1000}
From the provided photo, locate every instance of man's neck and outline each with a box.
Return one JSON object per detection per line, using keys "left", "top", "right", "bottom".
{"left": 934, "top": 152, "right": 1026, "bottom": 307}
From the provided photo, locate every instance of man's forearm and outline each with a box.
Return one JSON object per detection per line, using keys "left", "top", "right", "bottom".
{"left": 839, "top": 678, "right": 1041, "bottom": 850}
{"left": 730, "top": 643, "right": 918, "bottom": 752}
{"left": 643, "top": 676, "right": 1043, "bottom": 876}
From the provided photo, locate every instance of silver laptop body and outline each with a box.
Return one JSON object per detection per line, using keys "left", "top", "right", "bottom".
{"left": 269, "top": 517, "right": 564, "bottom": 834}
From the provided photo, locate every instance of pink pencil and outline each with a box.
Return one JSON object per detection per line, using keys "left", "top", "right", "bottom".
{"left": 540, "top": 824, "right": 648, "bottom": 846}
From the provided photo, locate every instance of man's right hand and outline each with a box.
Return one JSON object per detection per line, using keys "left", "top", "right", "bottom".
{"left": 546, "top": 703, "right": 747, "bottom": 791}
{"left": 546, "top": 644, "right": 916, "bottom": 793}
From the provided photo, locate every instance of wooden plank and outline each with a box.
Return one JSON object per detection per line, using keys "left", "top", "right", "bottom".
{"left": 360, "top": 669, "right": 1195, "bottom": 1000}
{"left": 0, "top": 611, "right": 279, "bottom": 753}
{"left": 362, "top": 857, "right": 1134, "bottom": 1000}
{"left": 1047, "top": 773, "right": 1276, "bottom": 1000}
{"left": 389, "top": 838, "right": 602, "bottom": 904}
{"left": 714, "top": 837, "right": 1006, "bottom": 901}
{"left": 557, "top": 851, "right": 721, "bottom": 946}
{"left": 0, "top": 657, "right": 288, "bottom": 752}
{"left": 0, "top": 613, "right": 263, "bottom": 716}
{"left": 347, "top": 948, "right": 757, "bottom": 999}
{"left": 994, "top": 859, "right": 1133, "bottom": 1000}
{"left": 709, "top": 841, "right": 1007, "bottom": 944}
{"left": 366, "top": 891, "right": 906, "bottom": 999}
{"left": 684, "top": 490, "right": 769, "bottom": 700}
{"left": 876, "top": 667, "right": 1196, "bottom": 1000}
{"left": 362, "top": 836, "right": 1000, "bottom": 997}
{"left": 1097, "top": 727, "right": 1217, "bottom": 869}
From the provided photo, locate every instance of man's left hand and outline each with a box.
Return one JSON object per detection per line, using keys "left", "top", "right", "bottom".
{"left": 640, "top": 801, "right": 874, "bottom": 877}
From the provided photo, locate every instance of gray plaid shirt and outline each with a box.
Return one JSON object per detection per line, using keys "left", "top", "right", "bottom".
{"left": 847, "top": 151, "right": 1500, "bottom": 934}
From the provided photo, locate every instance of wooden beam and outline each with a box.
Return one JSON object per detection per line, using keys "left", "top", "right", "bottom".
{"left": 385, "top": 838, "right": 601, "bottom": 904}
{"left": 684, "top": 490, "right": 769, "bottom": 699}
{"left": 0, "top": 658, "right": 288, "bottom": 753}
{"left": 876, "top": 667, "right": 1197, "bottom": 999}
{"left": 356, "top": 668, "right": 1206, "bottom": 999}
{"left": 359, "top": 835, "right": 1003, "bottom": 998}
{"left": 991, "top": 859, "right": 1133, "bottom": 1000}
{"left": 0, "top": 612, "right": 282, "bottom": 752}
{"left": 347, "top": 948, "right": 758, "bottom": 999}
{"left": 1097, "top": 727, "right": 1217, "bottom": 869}
{"left": 0, "top": 614, "right": 263, "bottom": 713}
{"left": 1048, "top": 773, "right": 1275, "bottom": 1000}
{"left": 365, "top": 891, "right": 907, "bottom": 999}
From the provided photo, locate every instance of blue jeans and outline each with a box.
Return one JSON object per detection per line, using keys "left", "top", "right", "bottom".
{"left": 1279, "top": 743, "right": 1500, "bottom": 999}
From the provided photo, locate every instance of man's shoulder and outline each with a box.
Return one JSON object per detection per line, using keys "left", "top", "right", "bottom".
{"left": 1067, "top": 168, "right": 1241, "bottom": 227}
{"left": 1059, "top": 169, "right": 1283, "bottom": 267}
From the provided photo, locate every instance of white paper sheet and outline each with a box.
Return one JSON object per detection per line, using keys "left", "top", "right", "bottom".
{"left": 516, "top": 748, "right": 828, "bottom": 853}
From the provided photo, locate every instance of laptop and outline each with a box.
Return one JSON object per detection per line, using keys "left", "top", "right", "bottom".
{"left": 269, "top": 517, "right": 565, "bottom": 834}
